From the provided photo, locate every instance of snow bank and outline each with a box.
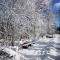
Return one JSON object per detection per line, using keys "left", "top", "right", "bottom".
{"left": 2, "top": 47, "right": 21, "bottom": 60}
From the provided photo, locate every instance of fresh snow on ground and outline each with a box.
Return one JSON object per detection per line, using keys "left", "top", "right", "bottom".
{"left": 0, "top": 34, "right": 60, "bottom": 60}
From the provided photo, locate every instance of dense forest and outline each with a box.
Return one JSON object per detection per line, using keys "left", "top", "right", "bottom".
{"left": 0, "top": 0, "right": 55, "bottom": 46}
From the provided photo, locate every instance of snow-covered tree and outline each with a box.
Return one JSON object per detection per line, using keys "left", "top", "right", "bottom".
{"left": 0, "top": 0, "right": 55, "bottom": 45}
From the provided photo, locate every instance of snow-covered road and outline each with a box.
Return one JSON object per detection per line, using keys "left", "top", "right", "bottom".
{"left": 0, "top": 34, "right": 60, "bottom": 60}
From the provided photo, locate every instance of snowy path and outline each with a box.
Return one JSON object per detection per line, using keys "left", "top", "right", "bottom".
{"left": 0, "top": 37, "right": 53, "bottom": 60}
{"left": 18, "top": 38, "right": 54, "bottom": 60}
{"left": 0, "top": 34, "right": 60, "bottom": 60}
